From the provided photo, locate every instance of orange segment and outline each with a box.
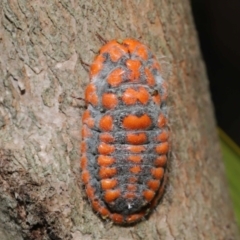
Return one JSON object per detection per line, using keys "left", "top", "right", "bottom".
{"left": 89, "top": 54, "right": 105, "bottom": 78}
{"left": 98, "top": 143, "right": 115, "bottom": 155}
{"left": 124, "top": 192, "right": 136, "bottom": 199}
{"left": 99, "top": 115, "right": 113, "bottom": 131}
{"left": 156, "top": 130, "right": 169, "bottom": 142}
{"left": 126, "top": 59, "right": 141, "bottom": 81}
{"left": 97, "top": 155, "right": 115, "bottom": 166}
{"left": 92, "top": 199, "right": 110, "bottom": 217}
{"left": 81, "top": 170, "right": 90, "bottom": 184}
{"left": 98, "top": 207, "right": 110, "bottom": 217}
{"left": 122, "top": 88, "right": 137, "bottom": 105}
{"left": 130, "top": 165, "right": 141, "bottom": 174}
{"left": 128, "top": 177, "right": 138, "bottom": 183}
{"left": 122, "top": 114, "right": 152, "bottom": 130}
{"left": 123, "top": 39, "right": 139, "bottom": 49}
{"left": 136, "top": 87, "right": 149, "bottom": 104}
{"left": 80, "top": 156, "right": 87, "bottom": 169}
{"left": 154, "top": 155, "right": 167, "bottom": 167}
{"left": 123, "top": 39, "right": 148, "bottom": 60}
{"left": 107, "top": 68, "right": 125, "bottom": 87}
{"left": 147, "top": 179, "right": 160, "bottom": 191}
{"left": 122, "top": 87, "right": 149, "bottom": 105}
{"left": 85, "top": 83, "right": 98, "bottom": 106}
{"left": 86, "top": 184, "right": 95, "bottom": 200}
{"left": 91, "top": 199, "right": 101, "bottom": 212}
{"left": 99, "top": 167, "right": 117, "bottom": 179}
{"left": 145, "top": 68, "right": 155, "bottom": 86}
{"left": 99, "top": 133, "right": 115, "bottom": 143}
{"left": 126, "top": 184, "right": 137, "bottom": 192}
{"left": 100, "top": 40, "right": 119, "bottom": 53}
{"left": 100, "top": 40, "right": 128, "bottom": 62}
{"left": 81, "top": 142, "right": 87, "bottom": 154}
{"left": 81, "top": 125, "right": 92, "bottom": 138}
{"left": 101, "top": 179, "right": 118, "bottom": 190}
{"left": 157, "top": 114, "right": 167, "bottom": 128}
{"left": 126, "top": 212, "right": 145, "bottom": 224}
{"left": 126, "top": 132, "right": 147, "bottom": 145}
{"left": 127, "top": 145, "right": 145, "bottom": 153}
{"left": 151, "top": 168, "right": 164, "bottom": 180}
{"left": 128, "top": 155, "right": 142, "bottom": 163}
{"left": 104, "top": 189, "right": 121, "bottom": 202}
{"left": 82, "top": 110, "right": 95, "bottom": 128}
{"left": 102, "top": 93, "right": 118, "bottom": 109}
{"left": 155, "top": 142, "right": 169, "bottom": 154}
{"left": 110, "top": 213, "right": 124, "bottom": 224}
{"left": 143, "top": 189, "right": 155, "bottom": 202}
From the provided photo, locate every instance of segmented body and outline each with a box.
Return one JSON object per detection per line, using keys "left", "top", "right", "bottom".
{"left": 81, "top": 39, "right": 169, "bottom": 224}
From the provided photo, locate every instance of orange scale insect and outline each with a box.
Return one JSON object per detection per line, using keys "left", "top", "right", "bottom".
{"left": 81, "top": 38, "right": 169, "bottom": 224}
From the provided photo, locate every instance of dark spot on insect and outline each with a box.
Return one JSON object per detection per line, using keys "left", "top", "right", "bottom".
{"left": 152, "top": 89, "right": 159, "bottom": 96}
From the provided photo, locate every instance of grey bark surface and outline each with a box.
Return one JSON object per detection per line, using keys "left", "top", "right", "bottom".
{"left": 0, "top": 0, "right": 239, "bottom": 239}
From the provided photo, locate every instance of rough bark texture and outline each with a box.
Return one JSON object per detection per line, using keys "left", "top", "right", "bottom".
{"left": 0, "top": 0, "right": 239, "bottom": 239}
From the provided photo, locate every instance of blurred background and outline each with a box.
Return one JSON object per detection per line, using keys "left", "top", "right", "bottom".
{"left": 191, "top": 0, "right": 240, "bottom": 228}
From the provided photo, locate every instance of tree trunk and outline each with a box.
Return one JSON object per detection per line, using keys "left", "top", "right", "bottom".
{"left": 0, "top": 0, "right": 239, "bottom": 239}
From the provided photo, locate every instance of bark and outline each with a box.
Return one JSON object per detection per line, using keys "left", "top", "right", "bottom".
{"left": 0, "top": 0, "right": 239, "bottom": 239}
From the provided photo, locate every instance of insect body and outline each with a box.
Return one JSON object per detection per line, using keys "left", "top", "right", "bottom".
{"left": 81, "top": 39, "right": 169, "bottom": 224}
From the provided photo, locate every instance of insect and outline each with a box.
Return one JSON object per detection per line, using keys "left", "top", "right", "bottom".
{"left": 81, "top": 38, "right": 169, "bottom": 224}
